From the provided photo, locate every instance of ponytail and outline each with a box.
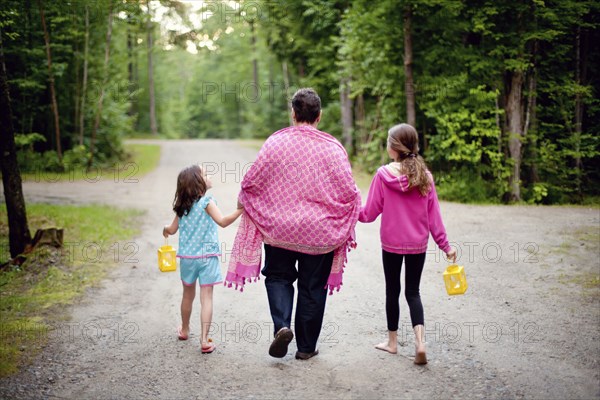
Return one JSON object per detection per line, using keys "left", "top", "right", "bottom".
{"left": 400, "top": 154, "right": 431, "bottom": 196}
{"left": 388, "top": 124, "right": 431, "bottom": 196}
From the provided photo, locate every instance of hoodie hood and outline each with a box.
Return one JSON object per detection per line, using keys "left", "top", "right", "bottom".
{"left": 378, "top": 164, "right": 411, "bottom": 193}
{"left": 359, "top": 165, "right": 451, "bottom": 255}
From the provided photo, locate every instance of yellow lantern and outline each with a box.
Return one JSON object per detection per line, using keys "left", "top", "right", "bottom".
{"left": 158, "top": 239, "right": 177, "bottom": 272}
{"left": 443, "top": 264, "right": 468, "bottom": 295}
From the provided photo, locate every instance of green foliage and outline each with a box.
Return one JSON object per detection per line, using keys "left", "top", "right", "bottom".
{"left": 2, "top": 0, "right": 139, "bottom": 171}
{"left": 17, "top": 143, "right": 160, "bottom": 183}
{"left": 435, "top": 168, "right": 500, "bottom": 204}
{"left": 62, "top": 145, "right": 90, "bottom": 169}
{"left": 2, "top": 0, "right": 599, "bottom": 204}
{"left": 525, "top": 182, "right": 549, "bottom": 205}
{"left": 319, "top": 101, "right": 342, "bottom": 139}
{"left": 14, "top": 133, "right": 46, "bottom": 148}
{"left": 39, "top": 151, "right": 62, "bottom": 172}
{"left": 355, "top": 127, "right": 388, "bottom": 174}
{"left": 423, "top": 83, "right": 511, "bottom": 198}
{"left": 334, "top": 0, "right": 599, "bottom": 204}
{"left": 166, "top": 2, "right": 290, "bottom": 139}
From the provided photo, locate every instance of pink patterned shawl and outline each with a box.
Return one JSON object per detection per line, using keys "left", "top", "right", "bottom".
{"left": 226, "top": 125, "right": 360, "bottom": 294}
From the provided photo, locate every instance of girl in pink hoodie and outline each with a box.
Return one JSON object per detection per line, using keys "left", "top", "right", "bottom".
{"left": 359, "top": 123, "right": 456, "bottom": 365}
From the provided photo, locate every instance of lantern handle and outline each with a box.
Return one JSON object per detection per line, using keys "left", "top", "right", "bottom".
{"left": 444, "top": 264, "right": 461, "bottom": 273}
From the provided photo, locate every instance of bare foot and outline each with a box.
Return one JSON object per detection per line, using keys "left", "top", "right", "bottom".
{"left": 375, "top": 341, "right": 397, "bottom": 354}
{"left": 414, "top": 344, "right": 427, "bottom": 365}
{"left": 177, "top": 326, "right": 189, "bottom": 341}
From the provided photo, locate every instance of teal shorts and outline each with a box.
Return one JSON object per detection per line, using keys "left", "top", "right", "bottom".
{"left": 179, "top": 257, "right": 222, "bottom": 287}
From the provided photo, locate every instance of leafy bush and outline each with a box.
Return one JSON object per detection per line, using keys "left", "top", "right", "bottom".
{"left": 40, "top": 151, "right": 63, "bottom": 172}
{"left": 435, "top": 168, "right": 499, "bottom": 204}
{"left": 355, "top": 128, "right": 387, "bottom": 174}
{"left": 14, "top": 133, "right": 46, "bottom": 148}
{"left": 15, "top": 133, "right": 45, "bottom": 173}
{"left": 319, "top": 101, "right": 342, "bottom": 139}
{"left": 62, "top": 145, "right": 90, "bottom": 169}
{"left": 16, "top": 150, "right": 62, "bottom": 173}
{"left": 525, "top": 183, "right": 549, "bottom": 204}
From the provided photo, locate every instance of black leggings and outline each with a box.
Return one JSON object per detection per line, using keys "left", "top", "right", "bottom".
{"left": 382, "top": 250, "right": 426, "bottom": 331}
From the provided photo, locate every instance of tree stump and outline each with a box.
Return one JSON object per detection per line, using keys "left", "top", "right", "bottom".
{"left": 31, "top": 228, "right": 64, "bottom": 249}
{"left": 0, "top": 228, "right": 64, "bottom": 270}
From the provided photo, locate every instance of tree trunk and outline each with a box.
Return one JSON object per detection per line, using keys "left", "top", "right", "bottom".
{"left": 573, "top": 26, "right": 583, "bottom": 195}
{"left": 129, "top": 16, "right": 139, "bottom": 122}
{"left": 127, "top": 14, "right": 136, "bottom": 117}
{"left": 495, "top": 91, "right": 502, "bottom": 153}
{"left": 354, "top": 92, "right": 365, "bottom": 150}
{"left": 89, "top": 2, "right": 114, "bottom": 167}
{"left": 74, "top": 38, "right": 80, "bottom": 138}
{"left": 268, "top": 58, "right": 275, "bottom": 127}
{"left": 340, "top": 77, "right": 354, "bottom": 152}
{"left": 403, "top": 3, "right": 416, "bottom": 127}
{"left": 297, "top": 60, "right": 305, "bottom": 78}
{"left": 0, "top": 32, "right": 32, "bottom": 258}
{"left": 38, "top": 0, "right": 62, "bottom": 161}
{"left": 354, "top": 93, "right": 365, "bottom": 125}
{"left": 422, "top": 117, "right": 428, "bottom": 152}
{"left": 249, "top": 20, "right": 259, "bottom": 100}
{"left": 524, "top": 40, "right": 538, "bottom": 184}
{"left": 23, "top": 0, "right": 33, "bottom": 134}
{"left": 527, "top": 81, "right": 539, "bottom": 184}
{"left": 79, "top": 5, "right": 89, "bottom": 146}
{"left": 147, "top": 1, "right": 158, "bottom": 136}
{"left": 282, "top": 61, "right": 292, "bottom": 125}
{"left": 506, "top": 70, "right": 525, "bottom": 202}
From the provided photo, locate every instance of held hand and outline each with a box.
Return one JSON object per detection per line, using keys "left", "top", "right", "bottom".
{"left": 446, "top": 248, "right": 457, "bottom": 263}
{"left": 162, "top": 226, "right": 169, "bottom": 238}
{"left": 237, "top": 200, "right": 244, "bottom": 210}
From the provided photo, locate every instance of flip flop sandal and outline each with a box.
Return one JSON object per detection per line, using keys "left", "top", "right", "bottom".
{"left": 177, "top": 326, "right": 188, "bottom": 341}
{"left": 201, "top": 338, "right": 215, "bottom": 354}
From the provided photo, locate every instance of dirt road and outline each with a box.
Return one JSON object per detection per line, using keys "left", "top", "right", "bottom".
{"left": 1, "top": 139, "right": 599, "bottom": 399}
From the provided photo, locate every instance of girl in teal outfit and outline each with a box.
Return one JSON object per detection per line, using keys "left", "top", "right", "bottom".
{"left": 163, "top": 165, "right": 242, "bottom": 353}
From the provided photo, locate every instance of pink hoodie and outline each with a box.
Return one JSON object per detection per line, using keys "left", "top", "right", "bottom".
{"left": 359, "top": 164, "right": 451, "bottom": 255}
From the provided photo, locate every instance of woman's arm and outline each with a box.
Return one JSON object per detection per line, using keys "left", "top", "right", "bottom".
{"left": 359, "top": 172, "right": 384, "bottom": 223}
{"left": 163, "top": 215, "right": 179, "bottom": 237}
{"left": 206, "top": 201, "right": 244, "bottom": 228}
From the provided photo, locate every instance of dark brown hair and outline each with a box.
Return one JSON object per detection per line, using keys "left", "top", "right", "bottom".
{"left": 291, "top": 88, "right": 321, "bottom": 123}
{"left": 388, "top": 123, "right": 431, "bottom": 196}
{"left": 173, "top": 165, "right": 207, "bottom": 217}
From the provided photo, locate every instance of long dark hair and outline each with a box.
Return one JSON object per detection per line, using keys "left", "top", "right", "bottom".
{"left": 173, "top": 165, "right": 207, "bottom": 217}
{"left": 388, "top": 123, "right": 431, "bottom": 196}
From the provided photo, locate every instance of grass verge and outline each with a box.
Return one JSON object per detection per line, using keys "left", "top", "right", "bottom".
{"left": 21, "top": 143, "right": 161, "bottom": 183}
{"left": 0, "top": 204, "right": 143, "bottom": 377}
{"left": 235, "top": 139, "right": 265, "bottom": 151}
{"left": 125, "top": 143, "right": 161, "bottom": 177}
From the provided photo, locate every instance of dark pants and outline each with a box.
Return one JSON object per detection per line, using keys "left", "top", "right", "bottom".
{"left": 262, "top": 244, "right": 334, "bottom": 353}
{"left": 382, "top": 250, "right": 426, "bottom": 331}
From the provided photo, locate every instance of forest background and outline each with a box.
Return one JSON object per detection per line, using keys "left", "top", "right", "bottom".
{"left": 1, "top": 0, "right": 599, "bottom": 205}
